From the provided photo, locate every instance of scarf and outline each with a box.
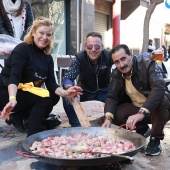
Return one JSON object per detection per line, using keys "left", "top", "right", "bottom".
{"left": 3, "top": 0, "right": 21, "bottom": 16}
{"left": 18, "top": 82, "right": 50, "bottom": 98}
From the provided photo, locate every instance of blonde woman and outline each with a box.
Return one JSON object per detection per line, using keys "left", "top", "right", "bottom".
{"left": 0, "top": 17, "right": 82, "bottom": 137}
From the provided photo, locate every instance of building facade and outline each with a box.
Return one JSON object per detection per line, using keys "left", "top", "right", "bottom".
{"left": 29, "top": 0, "right": 168, "bottom": 56}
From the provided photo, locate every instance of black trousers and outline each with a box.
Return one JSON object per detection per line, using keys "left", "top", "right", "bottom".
{"left": 113, "top": 96, "right": 170, "bottom": 140}
{"left": 0, "top": 88, "right": 59, "bottom": 137}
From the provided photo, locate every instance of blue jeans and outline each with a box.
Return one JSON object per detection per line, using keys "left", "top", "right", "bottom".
{"left": 62, "top": 90, "right": 108, "bottom": 127}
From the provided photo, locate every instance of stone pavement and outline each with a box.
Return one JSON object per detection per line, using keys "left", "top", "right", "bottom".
{"left": 0, "top": 98, "right": 170, "bottom": 170}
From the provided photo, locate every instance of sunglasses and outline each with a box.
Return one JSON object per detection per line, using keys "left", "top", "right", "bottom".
{"left": 86, "top": 44, "right": 102, "bottom": 50}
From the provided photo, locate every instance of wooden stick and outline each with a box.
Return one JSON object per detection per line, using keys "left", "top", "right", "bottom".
{"left": 72, "top": 97, "right": 91, "bottom": 127}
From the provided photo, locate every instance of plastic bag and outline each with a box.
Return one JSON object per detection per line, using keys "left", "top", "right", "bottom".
{"left": 0, "top": 34, "right": 22, "bottom": 55}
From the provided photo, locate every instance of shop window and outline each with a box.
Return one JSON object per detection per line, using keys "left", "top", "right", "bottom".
{"left": 30, "top": 0, "right": 66, "bottom": 54}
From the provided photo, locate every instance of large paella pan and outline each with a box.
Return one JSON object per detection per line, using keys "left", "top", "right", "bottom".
{"left": 22, "top": 127, "right": 146, "bottom": 166}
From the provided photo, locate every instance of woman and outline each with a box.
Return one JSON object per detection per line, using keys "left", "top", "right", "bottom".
{"left": 0, "top": 0, "right": 34, "bottom": 40}
{"left": 0, "top": 17, "right": 82, "bottom": 137}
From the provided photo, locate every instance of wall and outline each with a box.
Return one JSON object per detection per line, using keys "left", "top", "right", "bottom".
{"left": 120, "top": 2, "right": 168, "bottom": 54}
{"left": 81, "top": 0, "right": 95, "bottom": 46}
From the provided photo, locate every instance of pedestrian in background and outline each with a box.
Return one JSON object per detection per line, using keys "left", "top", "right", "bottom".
{"left": 168, "top": 45, "right": 170, "bottom": 58}
{"left": 148, "top": 39, "right": 156, "bottom": 53}
{"left": 162, "top": 45, "right": 168, "bottom": 61}
{"left": 0, "top": 0, "right": 34, "bottom": 40}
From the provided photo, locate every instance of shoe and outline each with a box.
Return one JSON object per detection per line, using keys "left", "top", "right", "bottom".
{"left": 136, "top": 125, "right": 151, "bottom": 138}
{"left": 145, "top": 137, "right": 162, "bottom": 156}
{"left": 43, "top": 114, "right": 62, "bottom": 130}
{"left": 5, "top": 113, "right": 26, "bottom": 133}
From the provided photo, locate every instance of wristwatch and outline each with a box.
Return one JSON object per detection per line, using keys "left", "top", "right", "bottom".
{"left": 138, "top": 109, "right": 150, "bottom": 117}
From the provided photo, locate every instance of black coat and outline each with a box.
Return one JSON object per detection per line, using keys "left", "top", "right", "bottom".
{"left": 0, "top": 1, "right": 34, "bottom": 40}
{"left": 104, "top": 55, "right": 169, "bottom": 115}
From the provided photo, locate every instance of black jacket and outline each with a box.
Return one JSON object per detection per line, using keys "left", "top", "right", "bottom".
{"left": 0, "top": 1, "right": 34, "bottom": 40}
{"left": 104, "top": 55, "right": 169, "bottom": 115}
{"left": 76, "top": 49, "right": 113, "bottom": 93}
{"left": 0, "top": 42, "right": 59, "bottom": 92}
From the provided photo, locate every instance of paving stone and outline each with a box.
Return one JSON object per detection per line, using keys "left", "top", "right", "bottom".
{"left": 1, "top": 98, "right": 170, "bottom": 169}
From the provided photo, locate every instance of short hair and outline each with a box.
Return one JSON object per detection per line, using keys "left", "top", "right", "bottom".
{"left": 110, "top": 44, "right": 131, "bottom": 56}
{"left": 24, "top": 17, "right": 55, "bottom": 54}
{"left": 86, "top": 32, "right": 103, "bottom": 43}
{"left": 149, "top": 39, "right": 153, "bottom": 45}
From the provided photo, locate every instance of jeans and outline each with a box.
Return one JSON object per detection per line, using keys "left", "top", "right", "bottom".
{"left": 62, "top": 90, "right": 108, "bottom": 127}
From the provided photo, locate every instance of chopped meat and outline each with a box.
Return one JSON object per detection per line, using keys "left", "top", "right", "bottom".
{"left": 29, "top": 131, "right": 135, "bottom": 159}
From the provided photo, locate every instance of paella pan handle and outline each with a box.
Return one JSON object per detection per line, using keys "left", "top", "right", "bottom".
{"left": 119, "top": 124, "right": 136, "bottom": 131}
{"left": 15, "top": 151, "right": 39, "bottom": 158}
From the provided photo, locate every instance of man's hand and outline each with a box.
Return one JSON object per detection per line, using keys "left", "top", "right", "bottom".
{"left": 126, "top": 113, "right": 144, "bottom": 130}
{"left": 149, "top": 47, "right": 164, "bottom": 60}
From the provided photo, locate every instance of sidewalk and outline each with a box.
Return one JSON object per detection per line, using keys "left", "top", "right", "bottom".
{"left": 0, "top": 99, "right": 170, "bottom": 170}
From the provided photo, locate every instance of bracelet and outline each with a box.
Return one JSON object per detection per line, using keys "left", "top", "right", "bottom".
{"left": 9, "top": 96, "right": 16, "bottom": 101}
{"left": 105, "top": 116, "right": 113, "bottom": 122}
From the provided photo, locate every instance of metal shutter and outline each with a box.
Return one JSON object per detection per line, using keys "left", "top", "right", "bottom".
{"left": 95, "top": 12, "right": 107, "bottom": 46}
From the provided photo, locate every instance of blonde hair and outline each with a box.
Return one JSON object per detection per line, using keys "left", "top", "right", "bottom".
{"left": 24, "top": 17, "right": 55, "bottom": 54}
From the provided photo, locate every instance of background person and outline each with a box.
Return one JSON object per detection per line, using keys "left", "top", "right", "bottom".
{"left": 102, "top": 44, "right": 170, "bottom": 156}
{"left": 0, "top": 17, "right": 82, "bottom": 137}
{"left": 148, "top": 39, "right": 156, "bottom": 53}
{"left": 168, "top": 45, "right": 170, "bottom": 58}
{"left": 62, "top": 32, "right": 113, "bottom": 127}
{"left": 0, "top": 0, "right": 34, "bottom": 40}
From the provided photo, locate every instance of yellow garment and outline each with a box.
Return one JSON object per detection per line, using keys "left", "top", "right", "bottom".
{"left": 18, "top": 82, "right": 49, "bottom": 97}
{"left": 125, "top": 79, "right": 146, "bottom": 108}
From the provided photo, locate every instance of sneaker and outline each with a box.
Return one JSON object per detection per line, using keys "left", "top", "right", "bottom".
{"left": 136, "top": 125, "right": 151, "bottom": 138}
{"left": 43, "top": 114, "right": 62, "bottom": 130}
{"left": 145, "top": 137, "right": 162, "bottom": 156}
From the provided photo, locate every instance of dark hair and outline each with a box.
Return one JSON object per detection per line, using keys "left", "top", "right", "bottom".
{"left": 0, "top": 0, "right": 24, "bottom": 17}
{"left": 86, "top": 32, "right": 102, "bottom": 42}
{"left": 110, "top": 44, "right": 131, "bottom": 56}
{"left": 149, "top": 39, "right": 153, "bottom": 45}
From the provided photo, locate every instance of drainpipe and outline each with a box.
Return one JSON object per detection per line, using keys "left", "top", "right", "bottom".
{"left": 77, "top": 0, "right": 80, "bottom": 52}
{"left": 112, "top": 0, "right": 121, "bottom": 47}
{"left": 80, "top": 0, "right": 84, "bottom": 51}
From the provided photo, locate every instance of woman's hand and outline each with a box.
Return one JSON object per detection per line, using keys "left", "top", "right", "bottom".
{"left": 64, "top": 86, "right": 83, "bottom": 98}
{"left": 0, "top": 99, "right": 17, "bottom": 120}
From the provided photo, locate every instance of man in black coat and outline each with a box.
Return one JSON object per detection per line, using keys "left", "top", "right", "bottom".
{"left": 102, "top": 44, "right": 170, "bottom": 156}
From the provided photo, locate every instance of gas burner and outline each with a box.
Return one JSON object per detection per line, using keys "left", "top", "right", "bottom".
{"left": 78, "top": 162, "right": 122, "bottom": 170}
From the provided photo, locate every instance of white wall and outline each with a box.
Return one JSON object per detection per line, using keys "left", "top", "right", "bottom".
{"left": 105, "top": 2, "right": 170, "bottom": 52}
